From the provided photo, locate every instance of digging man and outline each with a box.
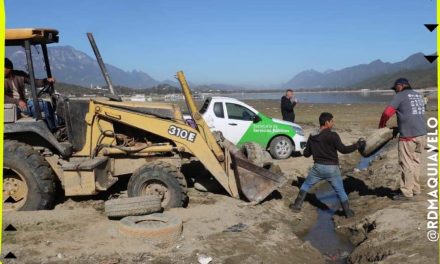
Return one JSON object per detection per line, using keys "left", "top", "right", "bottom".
{"left": 290, "top": 112, "right": 365, "bottom": 218}
{"left": 379, "top": 78, "right": 427, "bottom": 200}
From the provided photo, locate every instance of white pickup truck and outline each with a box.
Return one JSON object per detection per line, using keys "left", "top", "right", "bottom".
{"left": 185, "top": 97, "right": 307, "bottom": 159}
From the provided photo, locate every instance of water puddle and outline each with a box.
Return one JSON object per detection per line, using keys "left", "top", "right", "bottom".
{"left": 358, "top": 148, "right": 383, "bottom": 170}
{"left": 299, "top": 147, "right": 387, "bottom": 263}
{"left": 300, "top": 183, "right": 354, "bottom": 263}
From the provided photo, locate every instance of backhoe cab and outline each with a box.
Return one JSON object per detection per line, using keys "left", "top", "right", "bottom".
{"left": 5, "top": 28, "right": 59, "bottom": 120}
{"left": 3, "top": 28, "right": 287, "bottom": 212}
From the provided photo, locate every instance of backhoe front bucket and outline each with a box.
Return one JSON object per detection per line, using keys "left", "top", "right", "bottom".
{"left": 177, "top": 71, "right": 287, "bottom": 202}
{"left": 232, "top": 153, "right": 288, "bottom": 203}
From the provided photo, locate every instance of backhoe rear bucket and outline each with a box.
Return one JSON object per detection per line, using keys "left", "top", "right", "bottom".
{"left": 232, "top": 153, "right": 288, "bottom": 203}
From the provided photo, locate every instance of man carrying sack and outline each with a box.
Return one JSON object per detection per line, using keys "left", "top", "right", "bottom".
{"left": 379, "top": 78, "right": 427, "bottom": 200}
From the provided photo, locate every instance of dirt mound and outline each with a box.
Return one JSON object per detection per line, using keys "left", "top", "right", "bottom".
{"left": 334, "top": 140, "right": 438, "bottom": 264}
{"left": 335, "top": 200, "right": 438, "bottom": 264}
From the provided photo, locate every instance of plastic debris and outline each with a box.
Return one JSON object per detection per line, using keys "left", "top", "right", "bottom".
{"left": 223, "top": 223, "right": 248, "bottom": 232}
{"left": 198, "top": 254, "right": 213, "bottom": 264}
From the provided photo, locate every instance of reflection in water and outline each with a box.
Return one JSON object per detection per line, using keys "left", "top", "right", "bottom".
{"left": 358, "top": 147, "right": 384, "bottom": 170}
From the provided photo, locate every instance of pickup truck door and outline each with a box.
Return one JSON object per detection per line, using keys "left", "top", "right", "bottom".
{"left": 223, "top": 102, "right": 255, "bottom": 144}
{"left": 203, "top": 101, "right": 228, "bottom": 131}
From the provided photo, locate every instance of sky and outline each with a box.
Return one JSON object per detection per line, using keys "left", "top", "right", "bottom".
{"left": 5, "top": 0, "right": 437, "bottom": 87}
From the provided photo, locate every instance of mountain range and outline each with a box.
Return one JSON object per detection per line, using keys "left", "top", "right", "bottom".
{"left": 283, "top": 52, "right": 436, "bottom": 89}
{"left": 6, "top": 45, "right": 436, "bottom": 90}
{"left": 6, "top": 46, "right": 159, "bottom": 89}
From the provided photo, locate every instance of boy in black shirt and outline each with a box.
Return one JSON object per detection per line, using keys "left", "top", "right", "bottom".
{"left": 290, "top": 112, "right": 365, "bottom": 218}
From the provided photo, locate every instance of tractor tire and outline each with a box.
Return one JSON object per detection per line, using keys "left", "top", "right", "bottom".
{"left": 118, "top": 212, "right": 182, "bottom": 246}
{"left": 105, "top": 195, "right": 162, "bottom": 218}
{"left": 262, "top": 151, "right": 273, "bottom": 165}
{"left": 241, "top": 142, "right": 267, "bottom": 166}
{"left": 241, "top": 142, "right": 283, "bottom": 175}
{"left": 128, "top": 161, "right": 188, "bottom": 209}
{"left": 3, "top": 140, "right": 55, "bottom": 211}
{"left": 269, "top": 136, "right": 293, "bottom": 159}
{"left": 360, "top": 127, "right": 394, "bottom": 157}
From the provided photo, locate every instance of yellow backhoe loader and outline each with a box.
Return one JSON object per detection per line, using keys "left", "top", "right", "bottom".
{"left": 3, "top": 28, "right": 287, "bottom": 211}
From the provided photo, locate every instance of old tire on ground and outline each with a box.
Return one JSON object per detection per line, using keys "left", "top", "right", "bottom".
{"left": 118, "top": 212, "right": 182, "bottom": 246}
{"left": 360, "top": 127, "right": 394, "bottom": 157}
{"left": 241, "top": 142, "right": 283, "bottom": 175}
{"left": 105, "top": 195, "right": 162, "bottom": 218}
{"left": 3, "top": 140, "right": 55, "bottom": 211}
{"left": 242, "top": 142, "right": 269, "bottom": 166}
{"left": 128, "top": 161, "right": 188, "bottom": 209}
{"left": 269, "top": 136, "right": 293, "bottom": 160}
{"left": 262, "top": 151, "right": 273, "bottom": 165}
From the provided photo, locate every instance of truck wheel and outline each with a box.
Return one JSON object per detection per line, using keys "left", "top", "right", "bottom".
{"left": 128, "top": 161, "right": 188, "bottom": 209}
{"left": 269, "top": 136, "right": 293, "bottom": 159}
{"left": 3, "top": 140, "right": 55, "bottom": 211}
{"left": 105, "top": 195, "right": 162, "bottom": 218}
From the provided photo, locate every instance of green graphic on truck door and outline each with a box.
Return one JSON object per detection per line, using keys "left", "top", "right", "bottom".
{"left": 237, "top": 113, "right": 295, "bottom": 148}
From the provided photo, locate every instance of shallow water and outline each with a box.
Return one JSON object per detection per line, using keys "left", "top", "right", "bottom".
{"left": 301, "top": 147, "right": 385, "bottom": 263}
{"left": 358, "top": 147, "right": 384, "bottom": 170}
{"left": 301, "top": 183, "right": 354, "bottom": 263}
{"left": 217, "top": 91, "right": 395, "bottom": 104}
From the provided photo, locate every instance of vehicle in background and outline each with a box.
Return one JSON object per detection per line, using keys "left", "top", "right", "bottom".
{"left": 4, "top": 28, "right": 286, "bottom": 212}
{"left": 185, "top": 97, "right": 307, "bottom": 159}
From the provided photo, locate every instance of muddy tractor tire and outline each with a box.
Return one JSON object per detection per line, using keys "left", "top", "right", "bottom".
{"left": 105, "top": 195, "right": 162, "bottom": 218}
{"left": 128, "top": 161, "right": 188, "bottom": 209}
{"left": 118, "top": 212, "right": 182, "bottom": 246}
{"left": 360, "top": 127, "right": 394, "bottom": 157}
{"left": 242, "top": 142, "right": 269, "bottom": 166}
{"left": 269, "top": 136, "right": 293, "bottom": 159}
{"left": 3, "top": 140, "right": 55, "bottom": 211}
{"left": 241, "top": 142, "right": 283, "bottom": 175}
{"left": 262, "top": 151, "right": 273, "bottom": 165}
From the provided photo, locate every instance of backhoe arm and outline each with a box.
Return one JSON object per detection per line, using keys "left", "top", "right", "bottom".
{"left": 88, "top": 100, "right": 240, "bottom": 199}
{"left": 176, "top": 71, "right": 225, "bottom": 162}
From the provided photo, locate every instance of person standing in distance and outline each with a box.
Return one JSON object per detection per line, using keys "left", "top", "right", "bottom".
{"left": 281, "top": 89, "right": 297, "bottom": 123}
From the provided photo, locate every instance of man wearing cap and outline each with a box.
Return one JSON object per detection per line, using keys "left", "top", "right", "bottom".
{"left": 4, "top": 58, "right": 55, "bottom": 112}
{"left": 379, "top": 78, "right": 427, "bottom": 200}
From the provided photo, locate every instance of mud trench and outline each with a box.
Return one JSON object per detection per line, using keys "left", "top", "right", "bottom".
{"left": 295, "top": 182, "right": 353, "bottom": 264}
{"left": 293, "top": 148, "right": 389, "bottom": 264}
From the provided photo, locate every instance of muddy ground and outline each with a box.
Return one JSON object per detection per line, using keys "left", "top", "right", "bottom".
{"left": 2, "top": 99, "right": 439, "bottom": 264}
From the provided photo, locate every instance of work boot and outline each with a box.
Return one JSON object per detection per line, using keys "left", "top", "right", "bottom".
{"left": 289, "top": 190, "right": 307, "bottom": 212}
{"left": 341, "top": 201, "right": 355, "bottom": 218}
{"left": 392, "top": 193, "right": 412, "bottom": 201}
